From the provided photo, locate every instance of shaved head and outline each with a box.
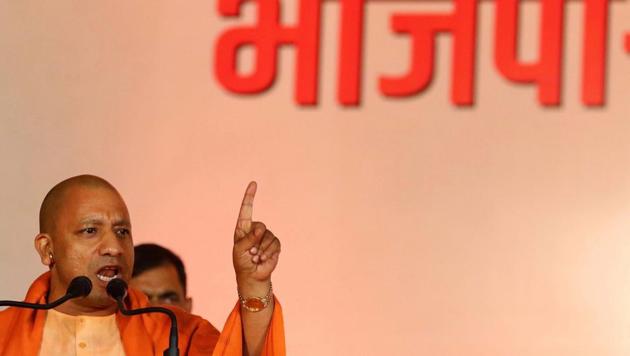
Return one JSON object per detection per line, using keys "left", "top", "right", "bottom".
{"left": 39, "top": 175, "right": 119, "bottom": 234}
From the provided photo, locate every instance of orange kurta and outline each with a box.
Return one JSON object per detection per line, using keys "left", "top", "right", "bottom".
{"left": 0, "top": 272, "right": 285, "bottom": 356}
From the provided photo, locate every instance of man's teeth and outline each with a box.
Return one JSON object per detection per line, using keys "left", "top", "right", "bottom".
{"left": 96, "top": 273, "right": 120, "bottom": 282}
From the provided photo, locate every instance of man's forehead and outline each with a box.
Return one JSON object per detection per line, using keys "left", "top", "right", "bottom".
{"left": 78, "top": 216, "right": 131, "bottom": 226}
{"left": 58, "top": 186, "right": 130, "bottom": 219}
{"left": 39, "top": 175, "right": 128, "bottom": 233}
{"left": 63, "top": 184, "right": 125, "bottom": 205}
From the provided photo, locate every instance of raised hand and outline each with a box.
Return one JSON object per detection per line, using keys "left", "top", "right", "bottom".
{"left": 233, "top": 182, "right": 281, "bottom": 286}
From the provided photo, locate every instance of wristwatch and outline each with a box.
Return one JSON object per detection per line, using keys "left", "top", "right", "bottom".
{"left": 238, "top": 282, "right": 273, "bottom": 312}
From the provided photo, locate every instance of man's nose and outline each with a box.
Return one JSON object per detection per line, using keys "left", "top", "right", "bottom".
{"left": 99, "top": 230, "right": 123, "bottom": 256}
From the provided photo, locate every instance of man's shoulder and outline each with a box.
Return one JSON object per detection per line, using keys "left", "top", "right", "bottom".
{"left": 0, "top": 305, "right": 23, "bottom": 324}
{"left": 119, "top": 289, "right": 222, "bottom": 354}
{"left": 126, "top": 286, "right": 220, "bottom": 336}
{"left": 170, "top": 306, "right": 220, "bottom": 338}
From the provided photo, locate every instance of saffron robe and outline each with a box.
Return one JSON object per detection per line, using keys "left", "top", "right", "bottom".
{"left": 0, "top": 272, "right": 285, "bottom": 356}
{"left": 39, "top": 308, "right": 126, "bottom": 355}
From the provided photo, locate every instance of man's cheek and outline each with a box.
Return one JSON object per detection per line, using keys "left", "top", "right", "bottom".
{"left": 65, "top": 251, "right": 90, "bottom": 274}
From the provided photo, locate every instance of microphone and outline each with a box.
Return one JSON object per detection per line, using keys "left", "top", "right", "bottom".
{"left": 106, "top": 278, "right": 179, "bottom": 356}
{"left": 0, "top": 276, "right": 92, "bottom": 309}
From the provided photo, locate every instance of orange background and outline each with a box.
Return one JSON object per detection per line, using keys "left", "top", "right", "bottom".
{"left": 1, "top": 1, "right": 630, "bottom": 355}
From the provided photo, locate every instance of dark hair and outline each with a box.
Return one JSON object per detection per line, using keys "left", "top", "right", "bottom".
{"left": 132, "top": 243, "right": 188, "bottom": 293}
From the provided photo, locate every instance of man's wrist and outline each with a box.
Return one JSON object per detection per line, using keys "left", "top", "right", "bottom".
{"left": 236, "top": 277, "right": 271, "bottom": 296}
{"left": 237, "top": 279, "right": 273, "bottom": 312}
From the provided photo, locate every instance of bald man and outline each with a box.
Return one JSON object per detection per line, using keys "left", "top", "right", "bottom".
{"left": 0, "top": 175, "right": 284, "bottom": 355}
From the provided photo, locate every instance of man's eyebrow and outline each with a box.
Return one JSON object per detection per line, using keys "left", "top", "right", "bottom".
{"left": 113, "top": 219, "right": 131, "bottom": 226}
{"left": 77, "top": 218, "right": 131, "bottom": 226}
{"left": 78, "top": 218, "right": 104, "bottom": 225}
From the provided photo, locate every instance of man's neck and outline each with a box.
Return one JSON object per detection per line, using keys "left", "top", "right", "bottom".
{"left": 48, "top": 277, "right": 118, "bottom": 316}
{"left": 52, "top": 299, "right": 118, "bottom": 317}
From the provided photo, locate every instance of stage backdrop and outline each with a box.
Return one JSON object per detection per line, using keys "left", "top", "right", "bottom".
{"left": 1, "top": 1, "right": 630, "bottom": 355}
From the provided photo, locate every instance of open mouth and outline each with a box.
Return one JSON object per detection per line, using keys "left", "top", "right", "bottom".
{"left": 96, "top": 266, "right": 121, "bottom": 283}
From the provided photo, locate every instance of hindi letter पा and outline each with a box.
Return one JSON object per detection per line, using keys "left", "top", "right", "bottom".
{"left": 494, "top": 0, "right": 564, "bottom": 105}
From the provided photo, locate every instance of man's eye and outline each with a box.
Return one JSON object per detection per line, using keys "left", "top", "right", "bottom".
{"left": 161, "top": 296, "right": 180, "bottom": 304}
{"left": 116, "top": 228, "right": 130, "bottom": 237}
{"left": 81, "top": 227, "right": 97, "bottom": 234}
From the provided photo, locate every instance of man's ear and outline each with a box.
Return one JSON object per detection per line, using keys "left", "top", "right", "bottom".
{"left": 184, "top": 297, "right": 193, "bottom": 314}
{"left": 34, "top": 233, "right": 53, "bottom": 267}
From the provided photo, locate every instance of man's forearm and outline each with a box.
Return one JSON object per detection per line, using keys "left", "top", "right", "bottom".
{"left": 239, "top": 279, "right": 274, "bottom": 356}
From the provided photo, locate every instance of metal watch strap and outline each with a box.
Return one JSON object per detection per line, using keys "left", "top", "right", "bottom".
{"left": 238, "top": 281, "right": 273, "bottom": 312}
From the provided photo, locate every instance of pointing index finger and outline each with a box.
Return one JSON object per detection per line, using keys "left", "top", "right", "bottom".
{"left": 235, "top": 181, "right": 257, "bottom": 240}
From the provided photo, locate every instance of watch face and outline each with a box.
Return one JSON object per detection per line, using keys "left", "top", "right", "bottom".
{"left": 244, "top": 297, "right": 266, "bottom": 311}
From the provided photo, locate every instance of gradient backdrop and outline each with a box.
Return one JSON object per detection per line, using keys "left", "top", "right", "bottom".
{"left": 1, "top": 1, "right": 630, "bottom": 355}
